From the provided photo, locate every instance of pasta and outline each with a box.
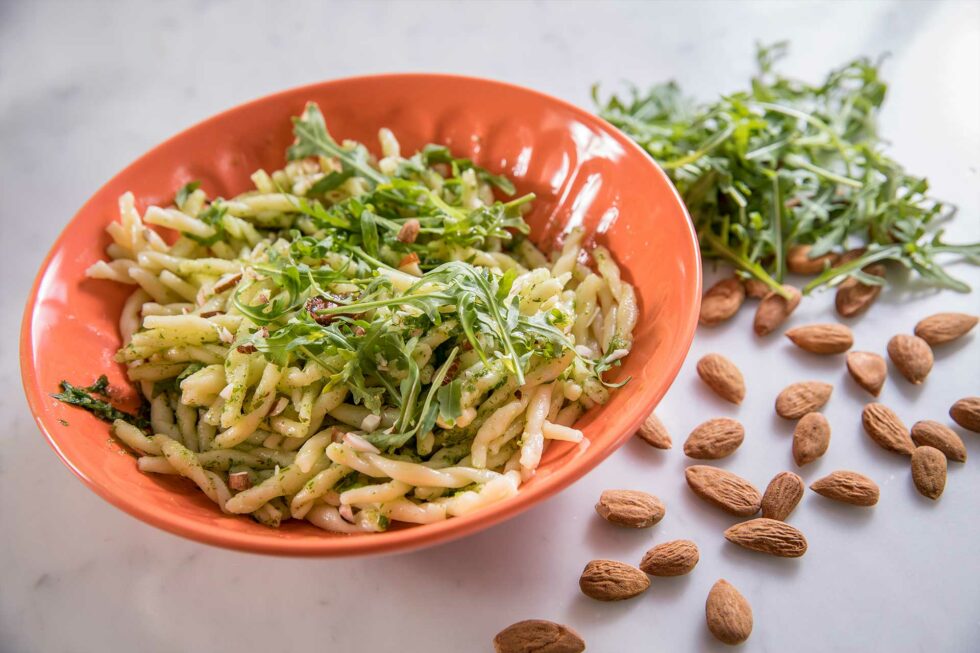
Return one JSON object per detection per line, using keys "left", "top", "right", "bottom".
{"left": 77, "top": 102, "right": 637, "bottom": 534}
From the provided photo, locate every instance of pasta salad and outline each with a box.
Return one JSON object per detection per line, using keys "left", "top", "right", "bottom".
{"left": 72, "top": 103, "right": 638, "bottom": 533}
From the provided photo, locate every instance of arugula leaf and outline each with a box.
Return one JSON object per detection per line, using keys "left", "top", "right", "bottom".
{"left": 175, "top": 180, "right": 201, "bottom": 208}
{"left": 52, "top": 377, "right": 149, "bottom": 430}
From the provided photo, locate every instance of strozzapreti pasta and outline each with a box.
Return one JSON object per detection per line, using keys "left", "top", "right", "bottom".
{"left": 74, "top": 103, "right": 637, "bottom": 533}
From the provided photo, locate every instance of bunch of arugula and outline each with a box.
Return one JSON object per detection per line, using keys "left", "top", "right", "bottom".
{"left": 595, "top": 43, "right": 979, "bottom": 298}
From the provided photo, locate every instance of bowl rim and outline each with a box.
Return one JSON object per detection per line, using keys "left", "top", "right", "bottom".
{"left": 20, "top": 72, "right": 701, "bottom": 557}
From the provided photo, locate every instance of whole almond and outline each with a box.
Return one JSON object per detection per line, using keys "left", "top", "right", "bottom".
{"left": 792, "top": 412, "right": 831, "bottom": 466}
{"left": 914, "top": 312, "right": 978, "bottom": 346}
{"left": 700, "top": 278, "right": 745, "bottom": 326}
{"left": 911, "top": 420, "right": 967, "bottom": 462}
{"left": 837, "top": 247, "right": 867, "bottom": 265}
{"left": 761, "top": 471, "right": 805, "bottom": 520}
{"left": 724, "top": 518, "right": 808, "bottom": 557}
{"left": 493, "top": 620, "right": 585, "bottom": 653}
{"left": 743, "top": 277, "right": 770, "bottom": 299}
{"left": 696, "top": 354, "right": 745, "bottom": 404}
{"left": 685, "top": 465, "right": 762, "bottom": 517}
{"left": 754, "top": 285, "right": 801, "bottom": 336}
{"left": 887, "top": 334, "right": 934, "bottom": 384}
{"left": 950, "top": 397, "right": 980, "bottom": 433}
{"left": 862, "top": 403, "right": 915, "bottom": 455}
{"left": 635, "top": 411, "right": 672, "bottom": 449}
{"left": 595, "top": 490, "right": 665, "bottom": 528}
{"left": 705, "top": 580, "right": 753, "bottom": 645}
{"left": 639, "top": 539, "right": 700, "bottom": 577}
{"left": 775, "top": 381, "right": 833, "bottom": 419}
{"left": 911, "top": 446, "right": 947, "bottom": 500}
{"left": 785, "top": 323, "right": 853, "bottom": 354}
{"left": 810, "top": 471, "right": 879, "bottom": 506}
{"left": 835, "top": 263, "right": 885, "bottom": 318}
{"left": 846, "top": 351, "right": 887, "bottom": 396}
{"left": 579, "top": 560, "right": 650, "bottom": 601}
{"left": 786, "top": 244, "right": 838, "bottom": 275}
{"left": 684, "top": 418, "right": 745, "bottom": 460}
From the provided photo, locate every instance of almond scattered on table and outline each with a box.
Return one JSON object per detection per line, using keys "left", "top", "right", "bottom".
{"left": 911, "top": 420, "right": 967, "bottom": 462}
{"left": 579, "top": 560, "right": 650, "bottom": 601}
{"left": 950, "top": 397, "right": 980, "bottom": 433}
{"left": 595, "top": 490, "right": 666, "bottom": 528}
{"left": 761, "top": 472, "right": 805, "bottom": 520}
{"left": 810, "top": 471, "right": 880, "bottom": 506}
{"left": 724, "top": 518, "right": 808, "bottom": 558}
{"left": 635, "top": 411, "right": 672, "bottom": 449}
{"left": 887, "top": 334, "right": 934, "bottom": 384}
{"left": 700, "top": 278, "right": 745, "bottom": 326}
{"left": 743, "top": 277, "right": 770, "bottom": 299}
{"left": 785, "top": 323, "right": 854, "bottom": 354}
{"left": 911, "top": 446, "right": 947, "bottom": 500}
{"left": 754, "top": 285, "right": 801, "bottom": 336}
{"left": 685, "top": 465, "right": 762, "bottom": 517}
{"left": 792, "top": 412, "right": 831, "bottom": 467}
{"left": 775, "top": 381, "right": 833, "bottom": 419}
{"left": 786, "top": 244, "right": 838, "bottom": 275}
{"left": 862, "top": 403, "right": 915, "bottom": 455}
{"left": 835, "top": 263, "right": 885, "bottom": 317}
{"left": 684, "top": 418, "right": 745, "bottom": 460}
{"left": 845, "top": 351, "right": 887, "bottom": 396}
{"left": 705, "top": 579, "right": 753, "bottom": 645}
{"left": 914, "top": 312, "right": 978, "bottom": 346}
{"left": 639, "top": 539, "right": 700, "bottom": 577}
{"left": 493, "top": 620, "right": 585, "bottom": 653}
{"left": 696, "top": 353, "right": 745, "bottom": 404}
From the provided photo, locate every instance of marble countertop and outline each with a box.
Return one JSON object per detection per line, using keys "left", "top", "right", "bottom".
{"left": 2, "top": 1, "right": 978, "bottom": 651}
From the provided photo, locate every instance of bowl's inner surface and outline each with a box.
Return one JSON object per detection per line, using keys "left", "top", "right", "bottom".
{"left": 24, "top": 75, "right": 699, "bottom": 554}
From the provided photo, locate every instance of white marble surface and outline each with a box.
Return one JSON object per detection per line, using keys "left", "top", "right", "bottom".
{"left": 2, "top": 1, "right": 979, "bottom": 651}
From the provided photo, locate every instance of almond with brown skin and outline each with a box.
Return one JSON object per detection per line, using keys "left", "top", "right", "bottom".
{"left": 950, "top": 397, "right": 980, "bottom": 433}
{"left": 595, "top": 490, "right": 665, "bottom": 528}
{"left": 754, "top": 285, "right": 801, "bottom": 336}
{"left": 696, "top": 354, "right": 745, "bottom": 404}
{"left": 792, "top": 412, "right": 830, "bottom": 466}
{"left": 835, "top": 263, "right": 885, "bottom": 318}
{"left": 786, "top": 244, "right": 838, "bottom": 275}
{"left": 743, "top": 277, "right": 770, "bottom": 299}
{"left": 862, "top": 403, "right": 915, "bottom": 455}
{"left": 775, "top": 381, "right": 833, "bottom": 419}
{"left": 700, "top": 278, "right": 745, "bottom": 326}
{"left": 705, "top": 580, "right": 753, "bottom": 645}
{"left": 684, "top": 418, "right": 745, "bottom": 460}
{"left": 846, "top": 351, "right": 887, "bottom": 396}
{"left": 911, "top": 421, "right": 967, "bottom": 462}
{"left": 579, "top": 560, "right": 650, "bottom": 601}
{"left": 810, "top": 471, "right": 879, "bottom": 506}
{"left": 887, "top": 334, "right": 934, "bottom": 384}
{"left": 724, "top": 518, "right": 808, "bottom": 557}
{"left": 493, "top": 620, "right": 585, "bottom": 653}
{"left": 635, "top": 411, "right": 672, "bottom": 449}
{"left": 911, "top": 446, "right": 947, "bottom": 500}
{"left": 685, "top": 465, "right": 761, "bottom": 516}
{"left": 761, "top": 472, "right": 805, "bottom": 520}
{"left": 785, "top": 323, "right": 853, "bottom": 354}
{"left": 914, "top": 312, "right": 978, "bottom": 346}
{"left": 639, "top": 539, "right": 700, "bottom": 577}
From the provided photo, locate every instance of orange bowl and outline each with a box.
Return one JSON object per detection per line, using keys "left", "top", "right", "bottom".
{"left": 20, "top": 74, "right": 701, "bottom": 556}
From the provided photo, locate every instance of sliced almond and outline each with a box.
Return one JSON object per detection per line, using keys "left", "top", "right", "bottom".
{"left": 911, "top": 446, "right": 947, "bottom": 500}
{"left": 684, "top": 418, "right": 745, "bottom": 460}
{"left": 862, "top": 403, "right": 915, "bottom": 455}
{"left": 700, "top": 278, "right": 745, "bottom": 326}
{"left": 493, "top": 620, "right": 585, "bottom": 653}
{"left": 887, "top": 334, "right": 934, "bottom": 384}
{"left": 696, "top": 353, "right": 745, "bottom": 404}
{"left": 835, "top": 263, "right": 885, "bottom": 317}
{"left": 950, "top": 397, "right": 980, "bottom": 433}
{"left": 635, "top": 412, "right": 672, "bottom": 449}
{"left": 753, "top": 285, "right": 801, "bottom": 336}
{"left": 792, "top": 412, "right": 830, "bottom": 467}
{"left": 775, "top": 381, "right": 833, "bottom": 419}
{"left": 595, "top": 490, "right": 665, "bottom": 528}
{"left": 911, "top": 420, "right": 967, "bottom": 462}
{"left": 685, "top": 465, "right": 761, "bottom": 517}
{"left": 724, "top": 518, "right": 807, "bottom": 558}
{"left": 914, "top": 312, "right": 978, "bottom": 346}
{"left": 705, "top": 580, "right": 753, "bottom": 645}
{"left": 743, "top": 277, "right": 770, "bottom": 299}
{"left": 846, "top": 351, "right": 887, "bottom": 396}
{"left": 639, "top": 539, "right": 700, "bottom": 577}
{"left": 785, "top": 323, "right": 853, "bottom": 354}
{"left": 786, "top": 244, "right": 838, "bottom": 275}
{"left": 396, "top": 218, "right": 421, "bottom": 244}
{"left": 810, "top": 470, "right": 879, "bottom": 506}
{"left": 579, "top": 560, "right": 650, "bottom": 601}
{"left": 761, "top": 471, "right": 805, "bottom": 521}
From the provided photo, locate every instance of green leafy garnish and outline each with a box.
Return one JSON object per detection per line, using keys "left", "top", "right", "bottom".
{"left": 175, "top": 180, "right": 201, "bottom": 208}
{"left": 52, "top": 376, "right": 149, "bottom": 430}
